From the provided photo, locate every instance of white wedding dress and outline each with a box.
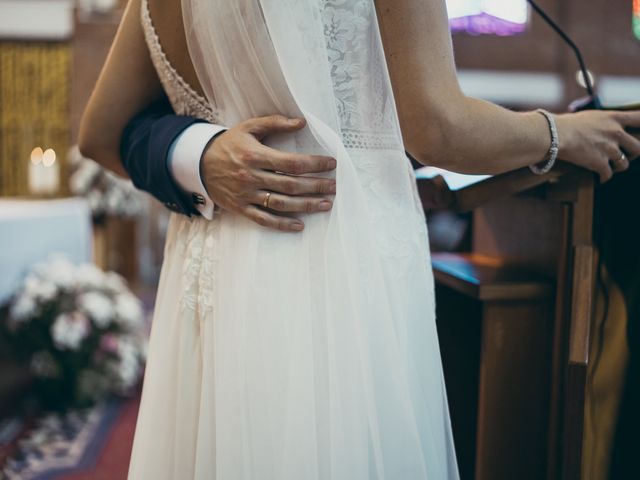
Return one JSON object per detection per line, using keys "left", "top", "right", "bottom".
{"left": 128, "top": 0, "right": 459, "bottom": 478}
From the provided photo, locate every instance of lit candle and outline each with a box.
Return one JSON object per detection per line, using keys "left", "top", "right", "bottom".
{"left": 28, "top": 147, "right": 60, "bottom": 195}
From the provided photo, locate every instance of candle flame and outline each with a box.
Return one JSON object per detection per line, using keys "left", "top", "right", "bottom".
{"left": 30, "top": 147, "right": 43, "bottom": 165}
{"left": 42, "top": 149, "right": 56, "bottom": 167}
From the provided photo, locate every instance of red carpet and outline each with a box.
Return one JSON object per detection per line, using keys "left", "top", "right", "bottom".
{"left": 61, "top": 394, "right": 141, "bottom": 480}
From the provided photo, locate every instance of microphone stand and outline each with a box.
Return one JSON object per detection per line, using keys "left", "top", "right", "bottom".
{"left": 526, "top": 0, "right": 603, "bottom": 112}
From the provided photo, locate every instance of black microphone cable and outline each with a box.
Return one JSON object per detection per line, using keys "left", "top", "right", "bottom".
{"left": 526, "top": 0, "right": 597, "bottom": 101}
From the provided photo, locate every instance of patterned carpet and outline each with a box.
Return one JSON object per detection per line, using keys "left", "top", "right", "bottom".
{"left": 1, "top": 394, "right": 140, "bottom": 480}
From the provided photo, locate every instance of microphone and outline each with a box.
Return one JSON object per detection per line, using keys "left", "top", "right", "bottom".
{"left": 526, "top": 0, "right": 603, "bottom": 111}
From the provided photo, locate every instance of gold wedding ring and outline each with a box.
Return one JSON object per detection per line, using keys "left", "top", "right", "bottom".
{"left": 263, "top": 192, "right": 272, "bottom": 209}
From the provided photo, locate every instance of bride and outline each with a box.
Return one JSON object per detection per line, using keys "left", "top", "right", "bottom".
{"left": 79, "top": 0, "right": 640, "bottom": 478}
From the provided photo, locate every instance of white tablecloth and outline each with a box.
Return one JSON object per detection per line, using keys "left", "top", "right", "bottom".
{"left": 0, "top": 198, "right": 92, "bottom": 304}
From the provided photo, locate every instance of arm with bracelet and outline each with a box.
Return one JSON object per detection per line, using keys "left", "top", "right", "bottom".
{"left": 376, "top": 0, "right": 640, "bottom": 184}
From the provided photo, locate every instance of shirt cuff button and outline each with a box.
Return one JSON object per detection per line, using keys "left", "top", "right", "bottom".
{"left": 192, "top": 193, "right": 206, "bottom": 206}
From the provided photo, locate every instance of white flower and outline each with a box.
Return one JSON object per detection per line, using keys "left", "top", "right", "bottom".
{"left": 77, "top": 292, "right": 114, "bottom": 328}
{"left": 109, "top": 336, "right": 143, "bottom": 389}
{"left": 9, "top": 294, "right": 37, "bottom": 325}
{"left": 50, "top": 312, "right": 90, "bottom": 351}
{"left": 69, "top": 146, "right": 143, "bottom": 218}
{"left": 103, "top": 335, "right": 142, "bottom": 391}
{"left": 106, "top": 188, "right": 124, "bottom": 213}
{"left": 69, "top": 160, "right": 100, "bottom": 195}
{"left": 104, "top": 272, "right": 127, "bottom": 294}
{"left": 117, "top": 359, "right": 139, "bottom": 388}
{"left": 23, "top": 274, "right": 57, "bottom": 302}
{"left": 75, "top": 263, "right": 106, "bottom": 291}
{"left": 115, "top": 337, "right": 141, "bottom": 388}
{"left": 36, "top": 255, "right": 76, "bottom": 290}
{"left": 87, "top": 190, "right": 104, "bottom": 215}
{"left": 114, "top": 294, "right": 144, "bottom": 328}
{"left": 117, "top": 336, "right": 138, "bottom": 359}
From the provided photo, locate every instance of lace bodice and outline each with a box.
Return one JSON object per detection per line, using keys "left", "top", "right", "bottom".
{"left": 142, "top": 0, "right": 402, "bottom": 151}
{"left": 140, "top": 0, "right": 221, "bottom": 124}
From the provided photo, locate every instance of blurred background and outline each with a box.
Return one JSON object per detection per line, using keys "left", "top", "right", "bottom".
{"left": 0, "top": 0, "right": 638, "bottom": 478}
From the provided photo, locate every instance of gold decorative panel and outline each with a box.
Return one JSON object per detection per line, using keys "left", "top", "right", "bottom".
{"left": 0, "top": 41, "right": 70, "bottom": 197}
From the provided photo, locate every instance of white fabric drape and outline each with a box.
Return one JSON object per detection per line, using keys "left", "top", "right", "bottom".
{"left": 131, "top": 0, "right": 460, "bottom": 478}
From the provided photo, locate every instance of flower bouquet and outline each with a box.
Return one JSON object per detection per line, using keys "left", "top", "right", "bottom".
{"left": 1, "top": 255, "right": 148, "bottom": 411}
{"left": 68, "top": 145, "right": 144, "bottom": 222}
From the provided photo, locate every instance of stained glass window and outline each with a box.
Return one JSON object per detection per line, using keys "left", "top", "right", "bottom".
{"left": 634, "top": 0, "right": 640, "bottom": 40}
{"left": 447, "top": 0, "right": 529, "bottom": 36}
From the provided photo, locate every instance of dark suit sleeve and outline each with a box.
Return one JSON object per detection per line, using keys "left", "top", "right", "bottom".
{"left": 119, "top": 95, "right": 205, "bottom": 217}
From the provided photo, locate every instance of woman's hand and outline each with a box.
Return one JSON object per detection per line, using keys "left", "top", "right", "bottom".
{"left": 200, "top": 115, "right": 337, "bottom": 232}
{"left": 556, "top": 110, "right": 640, "bottom": 183}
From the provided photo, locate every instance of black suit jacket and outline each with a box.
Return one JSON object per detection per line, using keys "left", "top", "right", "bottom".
{"left": 119, "top": 95, "right": 205, "bottom": 217}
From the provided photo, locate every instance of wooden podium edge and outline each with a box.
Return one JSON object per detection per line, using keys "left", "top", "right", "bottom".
{"left": 454, "top": 163, "right": 577, "bottom": 212}
{"left": 416, "top": 162, "right": 581, "bottom": 213}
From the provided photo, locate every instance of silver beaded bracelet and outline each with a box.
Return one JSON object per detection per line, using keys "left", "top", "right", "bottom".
{"left": 529, "top": 108, "right": 559, "bottom": 175}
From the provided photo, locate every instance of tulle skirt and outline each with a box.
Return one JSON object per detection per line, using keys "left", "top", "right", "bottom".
{"left": 127, "top": 149, "right": 459, "bottom": 479}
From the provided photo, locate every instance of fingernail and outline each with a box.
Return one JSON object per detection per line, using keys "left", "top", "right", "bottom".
{"left": 289, "top": 118, "right": 304, "bottom": 125}
{"left": 319, "top": 201, "right": 333, "bottom": 211}
{"left": 292, "top": 222, "right": 304, "bottom": 231}
{"left": 330, "top": 183, "right": 337, "bottom": 194}
{"left": 328, "top": 158, "right": 337, "bottom": 169}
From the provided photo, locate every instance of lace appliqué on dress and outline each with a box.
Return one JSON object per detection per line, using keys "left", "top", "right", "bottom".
{"left": 321, "top": 0, "right": 402, "bottom": 151}
{"left": 173, "top": 218, "right": 221, "bottom": 316}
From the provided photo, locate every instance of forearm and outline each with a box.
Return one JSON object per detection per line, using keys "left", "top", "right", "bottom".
{"left": 406, "top": 96, "right": 552, "bottom": 175}
{"left": 77, "top": 139, "right": 129, "bottom": 179}
{"left": 79, "top": 83, "right": 133, "bottom": 178}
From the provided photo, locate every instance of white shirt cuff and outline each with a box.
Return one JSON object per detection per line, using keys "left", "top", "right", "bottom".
{"left": 168, "top": 123, "right": 227, "bottom": 220}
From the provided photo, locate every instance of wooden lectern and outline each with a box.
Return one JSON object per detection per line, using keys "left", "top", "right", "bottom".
{"left": 418, "top": 163, "right": 597, "bottom": 480}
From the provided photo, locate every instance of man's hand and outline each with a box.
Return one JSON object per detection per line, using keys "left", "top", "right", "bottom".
{"left": 200, "top": 115, "right": 337, "bottom": 232}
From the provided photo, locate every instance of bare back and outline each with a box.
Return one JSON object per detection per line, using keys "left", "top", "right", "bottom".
{"left": 146, "top": 0, "right": 206, "bottom": 100}
{"left": 142, "top": 0, "right": 221, "bottom": 124}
